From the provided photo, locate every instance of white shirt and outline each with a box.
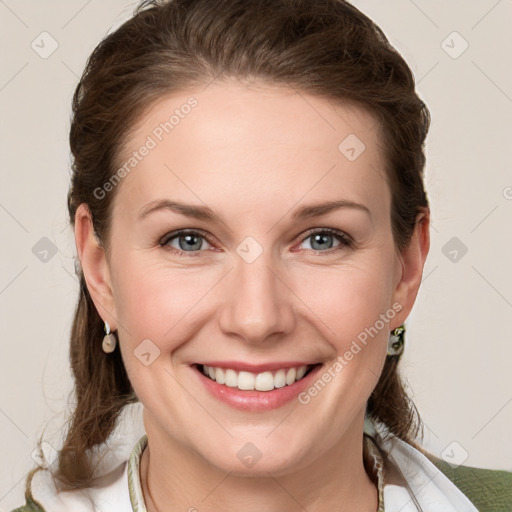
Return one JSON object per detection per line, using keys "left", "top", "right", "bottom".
{"left": 25, "top": 428, "right": 479, "bottom": 512}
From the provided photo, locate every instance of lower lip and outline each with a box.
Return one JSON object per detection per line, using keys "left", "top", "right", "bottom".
{"left": 192, "top": 364, "right": 323, "bottom": 411}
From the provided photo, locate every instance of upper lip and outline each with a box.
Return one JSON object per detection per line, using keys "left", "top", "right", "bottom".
{"left": 194, "top": 361, "right": 320, "bottom": 373}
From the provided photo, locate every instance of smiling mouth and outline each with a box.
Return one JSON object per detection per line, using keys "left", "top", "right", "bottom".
{"left": 194, "top": 363, "right": 319, "bottom": 392}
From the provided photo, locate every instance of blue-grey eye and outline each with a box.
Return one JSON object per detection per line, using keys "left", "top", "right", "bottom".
{"left": 299, "top": 229, "right": 351, "bottom": 252}
{"left": 164, "top": 231, "right": 212, "bottom": 252}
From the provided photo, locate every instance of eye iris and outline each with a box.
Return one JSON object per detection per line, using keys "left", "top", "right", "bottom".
{"left": 179, "top": 233, "right": 202, "bottom": 251}
{"left": 172, "top": 232, "right": 341, "bottom": 252}
{"left": 311, "top": 233, "right": 334, "bottom": 250}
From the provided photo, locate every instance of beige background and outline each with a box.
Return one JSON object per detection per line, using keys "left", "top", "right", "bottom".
{"left": 1, "top": 0, "right": 511, "bottom": 509}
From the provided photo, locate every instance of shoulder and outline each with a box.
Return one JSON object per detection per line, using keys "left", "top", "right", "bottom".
{"left": 425, "top": 453, "right": 512, "bottom": 512}
{"left": 370, "top": 423, "right": 512, "bottom": 512}
{"left": 10, "top": 497, "right": 46, "bottom": 512}
{"left": 9, "top": 426, "right": 143, "bottom": 512}
{"left": 9, "top": 460, "right": 131, "bottom": 512}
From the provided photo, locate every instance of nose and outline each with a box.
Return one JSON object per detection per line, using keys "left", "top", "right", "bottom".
{"left": 217, "top": 251, "right": 294, "bottom": 345}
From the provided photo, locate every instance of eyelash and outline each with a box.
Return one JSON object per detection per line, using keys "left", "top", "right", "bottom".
{"left": 159, "top": 228, "right": 354, "bottom": 257}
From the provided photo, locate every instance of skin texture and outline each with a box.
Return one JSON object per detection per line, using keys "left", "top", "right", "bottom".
{"left": 75, "top": 80, "right": 430, "bottom": 511}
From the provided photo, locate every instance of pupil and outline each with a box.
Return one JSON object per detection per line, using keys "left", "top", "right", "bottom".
{"left": 179, "top": 234, "right": 202, "bottom": 251}
{"left": 311, "top": 233, "right": 333, "bottom": 250}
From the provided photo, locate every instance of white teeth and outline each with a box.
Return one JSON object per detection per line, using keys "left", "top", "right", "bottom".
{"left": 215, "top": 367, "right": 225, "bottom": 384}
{"left": 238, "top": 371, "right": 255, "bottom": 390}
{"left": 224, "top": 369, "right": 238, "bottom": 387}
{"left": 255, "top": 371, "right": 274, "bottom": 391}
{"left": 296, "top": 366, "right": 307, "bottom": 380}
{"left": 274, "top": 369, "right": 287, "bottom": 388}
{"left": 285, "top": 367, "right": 297, "bottom": 385}
{"left": 200, "top": 364, "right": 312, "bottom": 391}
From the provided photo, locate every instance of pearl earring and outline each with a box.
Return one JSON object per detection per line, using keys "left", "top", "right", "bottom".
{"left": 102, "top": 321, "right": 117, "bottom": 353}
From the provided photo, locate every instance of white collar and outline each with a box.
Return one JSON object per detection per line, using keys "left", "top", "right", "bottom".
{"left": 377, "top": 433, "right": 478, "bottom": 511}
{"left": 30, "top": 430, "right": 478, "bottom": 512}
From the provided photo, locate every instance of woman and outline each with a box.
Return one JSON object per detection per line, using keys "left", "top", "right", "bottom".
{"left": 12, "top": 0, "right": 512, "bottom": 510}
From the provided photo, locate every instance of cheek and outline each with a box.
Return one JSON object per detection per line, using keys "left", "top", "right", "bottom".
{"left": 291, "top": 256, "right": 397, "bottom": 348}
{"left": 111, "top": 257, "right": 215, "bottom": 348}
{"left": 111, "top": 259, "right": 217, "bottom": 405}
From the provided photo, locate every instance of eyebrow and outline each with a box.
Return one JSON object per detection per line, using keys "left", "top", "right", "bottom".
{"left": 291, "top": 200, "right": 371, "bottom": 221}
{"left": 138, "top": 199, "right": 371, "bottom": 222}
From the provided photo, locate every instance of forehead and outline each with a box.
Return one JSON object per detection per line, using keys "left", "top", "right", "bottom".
{"left": 112, "top": 80, "right": 390, "bottom": 222}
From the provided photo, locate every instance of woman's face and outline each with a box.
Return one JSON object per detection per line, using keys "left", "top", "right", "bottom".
{"left": 81, "top": 80, "right": 427, "bottom": 476}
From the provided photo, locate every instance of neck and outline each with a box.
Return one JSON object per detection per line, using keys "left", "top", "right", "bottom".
{"left": 139, "top": 417, "right": 378, "bottom": 512}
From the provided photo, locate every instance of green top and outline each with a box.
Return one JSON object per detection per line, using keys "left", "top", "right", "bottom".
{"left": 425, "top": 454, "right": 512, "bottom": 512}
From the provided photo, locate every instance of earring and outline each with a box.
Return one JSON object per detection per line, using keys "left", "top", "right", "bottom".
{"left": 363, "top": 411, "right": 376, "bottom": 436}
{"left": 102, "top": 321, "right": 117, "bottom": 353}
{"left": 387, "top": 325, "right": 405, "bottom": 356}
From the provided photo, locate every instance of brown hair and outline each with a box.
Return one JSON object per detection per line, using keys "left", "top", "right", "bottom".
{"left": 25, "top": 0, "right": 430, "bottom": 493}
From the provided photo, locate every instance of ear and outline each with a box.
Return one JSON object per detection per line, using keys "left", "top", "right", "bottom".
{"left": 74, "top": 203, "right": 118, "bottom": 330}
{"left": 390, "top": 208, "right": 430, "bottom": 329}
